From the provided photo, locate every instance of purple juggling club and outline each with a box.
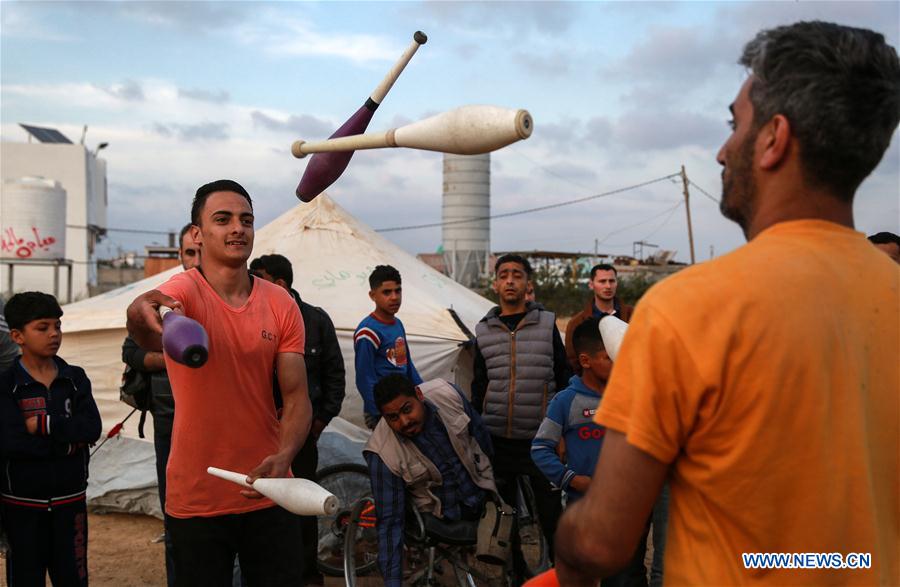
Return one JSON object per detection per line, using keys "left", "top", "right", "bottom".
{"left": 160, "top": 307, "right": 209, "bottom": 368}
{"left": 295, "top": 31, "right": 427, "bottom": 202}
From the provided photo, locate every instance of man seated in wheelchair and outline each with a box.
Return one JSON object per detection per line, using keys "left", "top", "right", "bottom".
{"left": 363, "top": 374, "right": 502, "bottom": 586}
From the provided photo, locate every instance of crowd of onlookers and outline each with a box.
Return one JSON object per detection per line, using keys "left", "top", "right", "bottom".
{"left": 1, "top": 18, "right": 898, "bottom": 587}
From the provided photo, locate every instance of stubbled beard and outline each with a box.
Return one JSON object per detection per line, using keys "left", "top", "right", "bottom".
{"left": 720, "top": 135, "right": 757, "bottom": 237}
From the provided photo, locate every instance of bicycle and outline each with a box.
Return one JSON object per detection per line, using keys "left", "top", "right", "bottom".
{"left": 513, "top": 475, "right": 551, "bottom": 577}
{"left": 314, "top": 463, "right": 377, "bottom": 577}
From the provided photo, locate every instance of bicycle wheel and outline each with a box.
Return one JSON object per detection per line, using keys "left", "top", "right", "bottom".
{"left": 343, "top": 496, "right": 379, "bottom": 586}
{"left": 315, "top": 463, "right": 375, "bottom": 576}
{"left": 517, "top": 476, "right": 551, "bottom": 576}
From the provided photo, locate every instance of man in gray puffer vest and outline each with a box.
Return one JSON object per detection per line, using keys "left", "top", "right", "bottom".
{"left": 472, "top": 254, "right": 571, "bottom": 568}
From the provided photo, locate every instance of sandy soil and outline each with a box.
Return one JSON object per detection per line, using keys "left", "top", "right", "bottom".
{"left": 0, "top": 512, "right": 373, "bottom": 586}
{"left": 0, "top": 513, "right": 167, "bottom": 587}
{"left": 0, "top": 511, "right": 654, "bottom": 586}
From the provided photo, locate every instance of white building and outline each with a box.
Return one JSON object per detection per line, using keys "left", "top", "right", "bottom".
{"left": 1, "top": 125, "right": 108, "bottom": 302}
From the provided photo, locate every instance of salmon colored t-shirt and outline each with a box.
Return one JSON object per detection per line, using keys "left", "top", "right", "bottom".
{"left": 596, "top": 220, "right": 898, "bottom": 585}
{"left": 158, "top": 270, "right": 305, "bottom": 518}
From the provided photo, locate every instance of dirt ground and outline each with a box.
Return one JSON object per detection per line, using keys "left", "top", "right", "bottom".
{"left": 0, "top": 512, "right": 374, "bottom": 586}
{"left": 0, "top": 513, "right": 167, "bottom": 587}
{"left": 0, "top": 511, "right": 655, "bottom": 585}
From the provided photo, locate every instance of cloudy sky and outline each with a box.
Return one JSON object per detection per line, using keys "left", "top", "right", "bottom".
{"left": 2, "top": 1, "right": 898, "bottom": 264}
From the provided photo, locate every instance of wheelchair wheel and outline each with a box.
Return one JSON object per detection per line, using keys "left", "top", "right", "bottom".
{"left": 517, "top": 476, "right": 551, "bottom": 576}
{"left": 315, "top": 463, "right": 374, "bottom": 576}
{"left": 344, "top": 496, "right": 379, "bottom": 586}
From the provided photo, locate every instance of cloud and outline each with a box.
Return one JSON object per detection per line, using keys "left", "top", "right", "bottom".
{"left": 538, "top": 162, "right": 598, "bottom": 185}
{"left": 614, "top": 110, "right": 724, "bottom": 152}
{"left": 419, "top": 2, "right": 579, "bottom": 36}
{"left": 717, "top": 2, "right": 899, "bottom": 46}
{"left": 178, "top": 88, "right": 230, "bottom": 104}
{"left": 585, "top": 117, "right": 614, "bottom": 149}
{"left": 513, "top": 51, "right": 570, "bottom": 78}
{"left": 235, "top": 13, "right": 400, "bottom": 62}
{"left": 103, "top": 2, "right": 251, "bottom": 32}
{"left": 4, "top": 82, "right": 137, "bottom": 110}
{"left": 97, "top": 79, "right": 145, "bottom": 102}
{"left": 0, "top": 3, "right": 77, "bottom": 42}
{"left": 151, "top": 122, "right": 229, "bottom": 142}
{"left": 250, "top": 111, "right": 332, "bottom": 137}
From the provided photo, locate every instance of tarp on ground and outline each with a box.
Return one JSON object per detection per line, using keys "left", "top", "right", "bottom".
{"left": 87, "top": 417, "right": 369, "bottom": 517}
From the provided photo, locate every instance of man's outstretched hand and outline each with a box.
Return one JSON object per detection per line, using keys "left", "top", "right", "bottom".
{"left": 126, "top": 290, "right": 181, "bottom": 350}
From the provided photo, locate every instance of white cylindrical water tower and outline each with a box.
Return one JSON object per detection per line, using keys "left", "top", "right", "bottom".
{"left": 442, "top": 153, "right": 490, "bottom": 288}
{"left": 1, "top": 177, "right": 67, "bottom": 260}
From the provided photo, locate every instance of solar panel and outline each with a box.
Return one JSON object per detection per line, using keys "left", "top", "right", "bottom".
{"left": 19, "top": 124, "right": 73, "bottom": 144}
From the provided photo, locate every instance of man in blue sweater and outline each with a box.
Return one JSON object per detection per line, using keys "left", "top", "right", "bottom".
{"left": 532, "top": 317, "right": 647, "bottom": 586}
{"left": 354, "top": 265, "right": 422, "bottom": 429}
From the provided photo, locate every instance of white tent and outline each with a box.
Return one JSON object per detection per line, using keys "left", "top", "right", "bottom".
{"left": 62, "top": 194, "right": 494, "bottom": 436}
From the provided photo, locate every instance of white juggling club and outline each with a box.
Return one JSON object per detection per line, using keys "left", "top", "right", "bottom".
{"left": 207, "top": 467, "right": 339, "bottom": 516}
{"left": 598, "top": 315, "right": 629, "bottom": 362}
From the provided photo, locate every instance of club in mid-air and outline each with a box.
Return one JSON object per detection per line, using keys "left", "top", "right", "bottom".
{"left": 295, "top": 31, "right": 428, "bottom": 202}
{"left": 292, "top": 105, "right": 533, "bottom": 159}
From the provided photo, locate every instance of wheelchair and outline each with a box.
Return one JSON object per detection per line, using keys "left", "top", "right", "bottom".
{"left": 316, "top": 463, "right": 549, "bottom": 585}
{"left": 343, "top": 496, "right": 513, "bottom": 586}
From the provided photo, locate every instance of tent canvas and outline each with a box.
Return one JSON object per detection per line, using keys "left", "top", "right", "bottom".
{"left": 61, "top": 194, "right": 494, "bottom": 514}
{"left": 62, "top": 194, "right": 494, "bottom": 437}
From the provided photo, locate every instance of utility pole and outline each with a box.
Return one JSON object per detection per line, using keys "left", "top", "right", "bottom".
{"left": 681, "top": 165, "right": 696, "bottom": 264}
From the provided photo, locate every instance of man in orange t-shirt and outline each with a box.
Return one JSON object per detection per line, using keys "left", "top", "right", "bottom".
{"left": 127, "top": 180, "right": 312, "bottom": 585}
{"left": 555, "top": 22, "right": 899, "bottom": 586}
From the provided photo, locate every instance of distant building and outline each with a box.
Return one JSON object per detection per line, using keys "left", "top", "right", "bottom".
{"left": 143, "top": 245, "right": 180, "bottom": 278}
{"left": 1, "top": 125, "right": 108, "bottom": 302}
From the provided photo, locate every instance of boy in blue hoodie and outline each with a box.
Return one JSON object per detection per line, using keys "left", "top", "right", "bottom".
{"left": 532, "top": 317, "right": 649, "bottom": 586}
{"left": 532, "top": 316, "right": 611, "bottom": 502}
{"left": 0, "top": 292, "right": 102, "bottom": 586}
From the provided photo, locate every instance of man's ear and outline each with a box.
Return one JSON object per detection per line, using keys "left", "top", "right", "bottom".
{"left": 578, "top": 351, "right": 591, "bottom": 370}
{"left": 275, "top": 278, "right": 289, "bottom": 290}
{"left": 415, "top": 387, "right": 425, "bottom": 402}
{"left": 9, "top": 329, "right": 24, "bottom": 346}
{"left": 758, "top": 114, "right": 791, "bottom": 170}
{"left": 368, "top": 290, "right": 376, "bottom": 302}
{"left": 190, "top": 224, "right": 202, "bottom": 246}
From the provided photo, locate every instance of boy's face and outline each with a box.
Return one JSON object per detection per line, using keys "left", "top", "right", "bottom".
{"left": 11, "top": 318, "right": 62, "bottom": 359}
{"left": 370, "top": 280, "right": 402, "bottom": 316}
{"left": 579, "top": 348, "right": 612, "bottom": 383}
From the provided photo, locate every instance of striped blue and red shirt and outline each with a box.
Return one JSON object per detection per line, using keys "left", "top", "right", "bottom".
{"left": 353, "top": 313, "right": 422, "bottom": 416}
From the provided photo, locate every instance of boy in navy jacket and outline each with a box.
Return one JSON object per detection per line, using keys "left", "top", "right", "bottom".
{"left": 532, "top": 317, "right": 612, "bottom": 502}
{"left": 354, "top": 265, "right": 422, "bottom": 429}
{"left": 0, "top": 292, "right": 102, "bottom": 586}
{"left": 532, "top": 316, "right": 648, "bottom": 586}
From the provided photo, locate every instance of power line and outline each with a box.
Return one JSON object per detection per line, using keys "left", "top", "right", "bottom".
{"left": 640, "top": 200, "right": 685, "bottom": 241}
{"left": 507, "top": 146, "right": 597, "bottom": 194}
{"left": 596, "top": 200, "right": 684, "bottom": 245}
{"left": 375, "top": 172, "right": 681, "bottom": 233}
{"left": 687, "top": 180, "right": 721, "bottom": 204}
{"left": 67, "top": 224, "right": 172, "bottom": 236}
